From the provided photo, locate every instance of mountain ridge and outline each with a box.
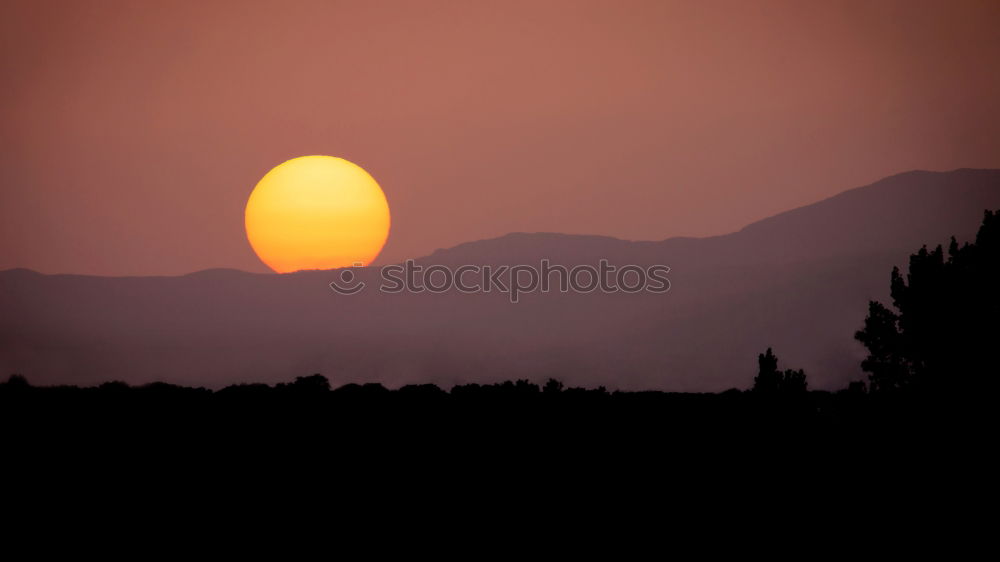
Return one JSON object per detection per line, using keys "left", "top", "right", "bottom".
{"left": 2, "top": 168, "right": 999, "bottom": 391}
{"left": 7, "top": 168, "right": 997, "bottom": 278}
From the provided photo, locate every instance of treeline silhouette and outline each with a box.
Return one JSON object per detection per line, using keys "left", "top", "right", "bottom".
{"left": 0, "top": 370, "right": 885, "bottom": 458}
{"left": 855, "top": 209, "right": 999, "bottom": 395}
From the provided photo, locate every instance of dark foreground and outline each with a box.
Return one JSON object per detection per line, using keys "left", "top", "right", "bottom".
{"left": 3, "top": 373, "right": 994, "bottom": 522}
{"left": 2, "top": 374, "right": 984, "bottom": 462}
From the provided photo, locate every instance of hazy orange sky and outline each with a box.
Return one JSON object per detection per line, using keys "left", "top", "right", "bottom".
{"left": 2, "top": 0, "right": 999, "bottom": 275}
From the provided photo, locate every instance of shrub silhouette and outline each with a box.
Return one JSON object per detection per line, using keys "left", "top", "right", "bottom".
{"left": 5, "top": 374, "right": 30, "bottom": 390}
{"left": 855, "top": 209, "right": 999, "bottom": 394}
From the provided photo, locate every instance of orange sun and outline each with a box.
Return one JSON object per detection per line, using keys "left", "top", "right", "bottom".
{"left": 245, "top": 156, "right": 390, "bottom": 273}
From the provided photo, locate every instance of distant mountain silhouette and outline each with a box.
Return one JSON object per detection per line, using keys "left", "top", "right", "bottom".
{"left": 2, "top": 169, "right": 998, "bottom": 390}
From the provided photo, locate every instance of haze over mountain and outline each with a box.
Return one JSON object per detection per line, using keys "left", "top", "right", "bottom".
{"left": 2, "top": 169, "right": 998, "bottom": 391}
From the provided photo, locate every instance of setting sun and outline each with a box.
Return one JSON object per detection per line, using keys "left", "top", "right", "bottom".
{"left": 245, "top": 156, "right": 390, "bottom": 273}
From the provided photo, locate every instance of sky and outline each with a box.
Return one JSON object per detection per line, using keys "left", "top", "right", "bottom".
{"left": 2, "top": 0, "right": 998, "bottom": 276}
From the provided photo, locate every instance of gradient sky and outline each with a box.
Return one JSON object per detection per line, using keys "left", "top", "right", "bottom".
{"left": 2, "top": 0, "right": 999, "bottom": 275}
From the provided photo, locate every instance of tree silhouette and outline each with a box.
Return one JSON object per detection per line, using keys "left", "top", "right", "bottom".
{"left": 543, "top": 378, "right": 564, "bottom": 395}
{"left": 781, "top": 368, "right": 807, "bottom": 393}
{"left": 855, "top": 209, "right": 999, "bottom": 394}
{"left": 854, "top": 301, "right": 908, "bottom": 392}
{"left": 4, "top": 374, "right": 30, "bottom": 391}
{"left": 753, "top": 348, "right": 782, "bottom": 393}
{"left": 291, "top": 373, "right": 331, "bottom": 392}
{"left": 752, "top": 347, "right": 808, "bottom": 394}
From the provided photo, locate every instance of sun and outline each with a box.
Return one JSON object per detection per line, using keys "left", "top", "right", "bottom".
{"left": 245, "top": 156, "right": 390, "bottom": 273}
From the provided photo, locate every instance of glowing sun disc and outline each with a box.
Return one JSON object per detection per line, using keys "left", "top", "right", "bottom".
{"left": 245, "top": 155, "right": 390, "bottom": 273}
